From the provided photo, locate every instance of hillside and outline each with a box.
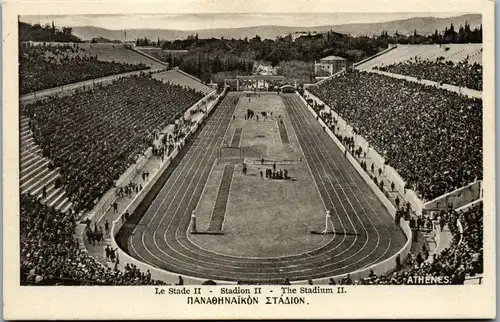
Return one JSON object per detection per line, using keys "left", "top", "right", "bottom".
{"left": 72, "top": 14, "right": 481, "bottom": 41}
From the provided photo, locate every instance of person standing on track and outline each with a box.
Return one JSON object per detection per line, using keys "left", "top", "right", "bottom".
{"left": 191, "top": 211, "right": 197, "bottom": 233}
{"left": 322, "top": 210, "right": 334, "bottom": 234}
{"left": 105, "top": 245, "right": 111, "bottom": 262}
{"left": 104, "top": 220, "right": 110, "bottom": 235}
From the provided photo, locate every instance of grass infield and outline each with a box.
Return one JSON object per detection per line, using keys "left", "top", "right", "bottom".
{"left": 190, "top": 93, "right": 330, "bottom": 257}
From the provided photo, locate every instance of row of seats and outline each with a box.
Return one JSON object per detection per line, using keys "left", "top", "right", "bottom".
{"left": 153, "top": 69, "right": 213, "bottom": 95}
{"left": 357, "top": 44, "right": 483, "bottom": 71}
{"left": 308, "top": 70, "right": 482, "bottom": 202}
{"left": 377, "top": 58, "right": 482, "bottom": 90}
{"left": 23, "top": 74, "right": 204, "bottom": 213}
{"left": 20, "top": 117, "right": 73, "bottom": 213}
{"left": 350, "top": 202, "right": 483, "bottom": 285}
{"left": 20, "top": 193, "right": 166, "bottom": 285}
{"left": 21, "top": 90, "right": 233, "bottom": 285}
{"left": 78, "top": 43, "right": 166, "bottom": 70}
{"left": 19, "top": 42, "right": 152, "bottom": 94}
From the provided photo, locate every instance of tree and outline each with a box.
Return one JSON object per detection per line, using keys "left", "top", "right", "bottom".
{"left": 19, "top": 21, "right": 82, "bottom": 42}
{"left": 62, "top": 27, "right": 73, "bottom": 36}
{"left": 444, "top": 23, "right": 458, "bottom": 43}
{"left": 458, "top": 25, "right": 465, "bottom": 42}
{"left": 251, "top": 35, "right": 261, "bottom": 42}
{"left": 432, "top": 29, "right": 440, "bottom": 43}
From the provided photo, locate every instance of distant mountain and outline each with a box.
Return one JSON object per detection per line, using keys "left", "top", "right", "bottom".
{"left": 72, "top": 14, "right": 481, "bottom": 41}
{"left": 331, "top": 14, "right": 481, "bottom": 36}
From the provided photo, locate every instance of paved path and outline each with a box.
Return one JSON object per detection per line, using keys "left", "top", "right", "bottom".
{"left": 277, "top": 118, "right": 290, "bottom": 144}
{"left": 118, "top": 93, "right": 406, "bottom": 283}
{"left": 434, "top": 224, "right": 454, "bottom": 254}
{"left": 207, "top": 165, "right": 235, "bottom": 232}
{"left": 230, "top": 128, "right": 242, "bottom": 147}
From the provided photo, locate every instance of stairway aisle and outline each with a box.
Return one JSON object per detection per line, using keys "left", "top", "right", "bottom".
{"left": 20, "top": 117, "right": 74, "bottom": 214}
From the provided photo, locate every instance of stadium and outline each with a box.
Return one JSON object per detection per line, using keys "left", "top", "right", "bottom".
{"left": 19, "top": 16, "right": 483, "bottom": 286}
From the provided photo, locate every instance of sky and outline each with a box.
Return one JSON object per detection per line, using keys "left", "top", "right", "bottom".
{"left": 19, "top": 13, "right": 468, "bottom": 31}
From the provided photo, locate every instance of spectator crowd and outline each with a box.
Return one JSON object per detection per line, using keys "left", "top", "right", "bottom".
{"left": 20, "top": 194, "right": 166, "bottom": 285}
{"left": 308, "top": 70, "right": 482, "bottom": 201}
{"left": 21, "top": 185, "right": 482, "bottom": 285}
{"left": 377, "top": 58, "right": 482, "bottom": 91}
{"left": 348, "top": 202, "right": 483, "bottom": 285}
{"left": 24, "top": 74, "right": 204, "bottom": 212}
{"left": 19, "top": 42, "right": 149, "bottom": 94}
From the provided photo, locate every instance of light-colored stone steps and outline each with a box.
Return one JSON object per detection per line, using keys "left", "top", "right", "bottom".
{"left": 48, "top": 190, "right": 67, "bottom": 208}
{"left": 20, "top": 146, "right": 41, "bottom": 159}
{"left": 19, "top": 117, "right": 74, "bottom": 214}
{"left": 21, "top": 169, "right": 59, "bottom": 195}
{"left": 20, "top": 159, "right": 50, "bottom": 182}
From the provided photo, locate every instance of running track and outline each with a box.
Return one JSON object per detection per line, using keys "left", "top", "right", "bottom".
{"left": 121, "top": 92, "right": 406, "bottom": 283}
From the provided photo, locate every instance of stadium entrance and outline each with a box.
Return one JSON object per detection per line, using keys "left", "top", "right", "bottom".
{"left": 224, "top": 75, "right": 285, "bottom": 91}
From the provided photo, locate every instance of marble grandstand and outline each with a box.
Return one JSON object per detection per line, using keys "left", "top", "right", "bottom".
{"left": 356, "top": 43, "right": 483, "bottom": 70}
{"left": 20, "top": 117, "right": 73, "bottom": 213}
{"left": 24, "top": 42, "right": 167, "bottom": 70}
{"left": 80, "top": 43, "right": 167, "bottom": 69}
{"left": 153, "top": 69, "right": 214, "bottom": 95}
{"left": 19, "top": 51, "right": 213, "bottom": 216}
{"left": 18, "top": 34, "right": 485, "bottom": 287}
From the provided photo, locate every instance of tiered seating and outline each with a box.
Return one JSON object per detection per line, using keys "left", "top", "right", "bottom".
{"left": 466, "top": 50, "right": 482, "bottom": 65}
{"left": 135, "top": 47, "right": 169, "bottom": 62}
{"left": 20, "top": 117, "right": 73, "bottom": 213}
{"left": 153, "top": 69, "right": 213, "bottom": 95}
{"left": 357, "top": 44, "right": 483, "bottom": 71}
{"left": 418, "top": 44, "right": 482, "bottom": 64}
{"left": 382, "top": 45, "right": 435, "bottom": 67}
{"left": 357, "top": 46, "right": 417, "bottom": 70}
{"left": 20, "top": 194, "right": 166, "bottom": 285}
{"left": 77, "top": 43, "right": 166, "bottom": 70}
{"left": 23, "top": 74, "right": 204, "bottom": 213}
{"left": 351, "top": 202, "right": 483, "bottom": 285}
{"left": 378, "top": 59, "right": 482, "bottom": 90}
{"left": 19, "top": 42, "right": 151, "bottom": 94}
{"left": 308, "top": 70, "right": 482, "bottom": 201}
